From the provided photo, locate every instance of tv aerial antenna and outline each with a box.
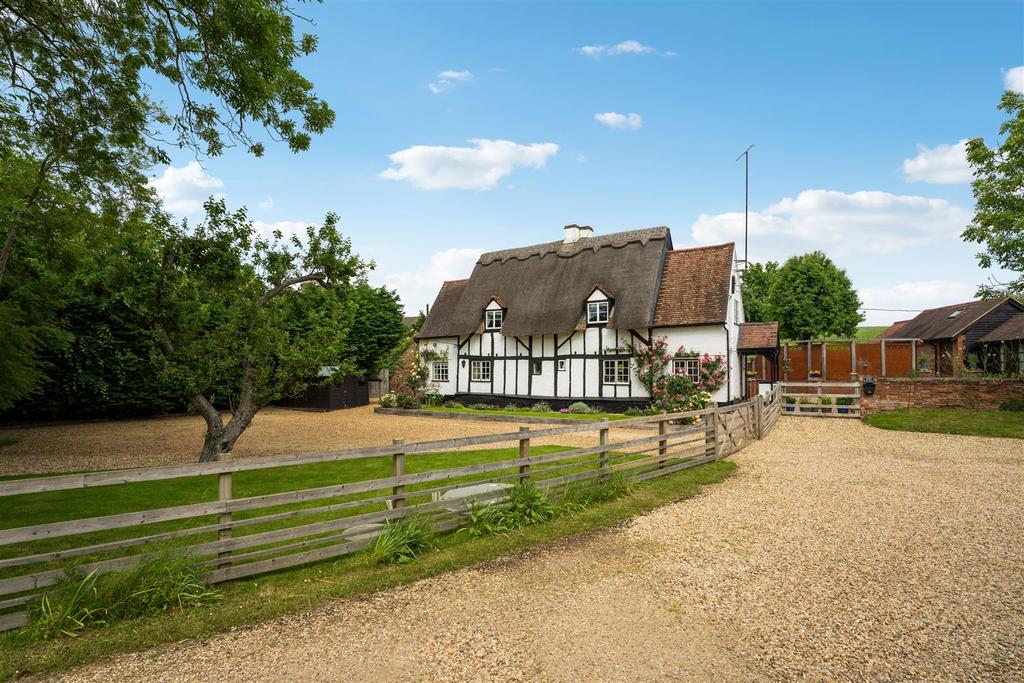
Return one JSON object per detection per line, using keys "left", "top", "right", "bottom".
{"left": 735, "top": 144, "right": 754, "bottom": 269}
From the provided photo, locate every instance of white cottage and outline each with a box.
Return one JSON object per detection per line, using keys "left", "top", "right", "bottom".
{"left": 417, "top": 225, "right": 748, "bottom": 408}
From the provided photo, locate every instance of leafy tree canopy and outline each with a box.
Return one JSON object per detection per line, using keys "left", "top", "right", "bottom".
{"left": 0, "top": 0, "right": 334, "bottom": 283}
{"left": 348, "top": 283, "right": 407, "bottom": 376}
{"left": 740, "top": 260, "right": 778, "bottom": 323}
{"left": 756, "top": 252, "right": 863, "bottom": 340}
{"left": 963, "top": 91, "right": 1024, "bottom": 297}
{"left": 154, "top": 199, "right": 368, "bottom": 461}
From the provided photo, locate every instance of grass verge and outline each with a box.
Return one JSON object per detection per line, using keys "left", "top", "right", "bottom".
{"left": 423, "top": 406, "right": 627, "bottom": 421}
{"left": 0, "top": 459, "right": 735, "bottom": 679}
{"left": 865, "top": 408, "right": 1024, "bottom": 439}
{"left": 0, "top": 436, "right": 21, "bottom": 449}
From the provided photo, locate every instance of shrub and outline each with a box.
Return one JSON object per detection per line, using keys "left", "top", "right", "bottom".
{"left": 469, "top": 403, "right": 497, "bottom": 410}
{"left": 458, "top": 499, "right": 510, "bottom": 538}
{"left": 567, "top": 401, "right": 592, "bottom": 414}
{"left": 820, "top": 397, "right": 833, "bottom": 405}
{"left": 442, "top": 400, "right": 464, "bottom": 409}
{"left": 423, "top": 392, "right": 443, "bottom": 407}
{"left": 623, "top": 406, "right": 643, "bottom": 417}
{"left": 29, "top": 555, "right": 219, "bottom": 640}
{"left": 369, "top": 515, "right": 435, "bottom": 565}
{"left": 530, "top": 401, "right": 552, "bottom": 413}
{"left": 502, "top": 480, "right": 556, "bottom": 528}
{"left": 999, "top": 397, "right": 1024, "bottom": 412}
{"left": 395, "top": 392, "right": 417, "bottom": 409}
{"left": 379, "top": 392, "right": 398, "bottom": 408}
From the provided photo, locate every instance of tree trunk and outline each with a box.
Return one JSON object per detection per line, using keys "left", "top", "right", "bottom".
{"left": 197, "top": 407, "right": 258, "bottom": 462}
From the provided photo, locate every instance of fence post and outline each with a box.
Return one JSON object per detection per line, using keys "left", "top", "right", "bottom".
{"left": 598, "top": 419, "right": 609, "bottom": 480}
{"left": 704, "top": 407, "right": 718, "bottom": 458}
{"left": 391, "top": 438, "right": 406, "bottom": 510}
{"left": 754, "top": 396, "right": 764, "bottom": 440}
{"left": 518, "top": 426, "right": 530, "bottom": 480}
{"left": 217, "top": 472, "right": 232, "bottom": 569}
{"left": 658, "top": 410, "right": 668, "bottom": 468}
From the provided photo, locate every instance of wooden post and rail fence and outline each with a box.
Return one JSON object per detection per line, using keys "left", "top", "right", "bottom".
{"left": 0, "top": 391, "right": 783, "bottom": 632}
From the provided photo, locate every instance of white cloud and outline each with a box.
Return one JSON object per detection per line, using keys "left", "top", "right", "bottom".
{"left": 252, "top": 219, "right": 312, "bottom": 243}
{"left": 375, "top": 247, "right": 483, "bottom": 313}
{"left": 257, "top": 196, "right": 275, "bottom": 210}
{"left": 577, "top": 40, "right": 663, "bottom": 58}
{"left": 1004, "top": 65, "right": 1024, "bottom": 94}
{"left": 902, "top": 139, "right": 972, "bottom": 184}
{"left": 379, "top": 138, "right": 559, "bottom": 190}
{"left": 594, "top": 112, "right": 643, "bottom": 130}
{"left": 859, "top": 280, "right": 977, "bottom": 326}
{"left": 428, "top": 69, "right": 473, "bottom": 94}
{"left": 692, "top": 189, "right": 971, "bottom": 259}
{"left": 148, "top": 161, "right": 224, "bottom": 214}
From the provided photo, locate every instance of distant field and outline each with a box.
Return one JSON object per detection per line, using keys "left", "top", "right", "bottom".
{"left": 855, "top": 326, "right": 888, "bottom": 340}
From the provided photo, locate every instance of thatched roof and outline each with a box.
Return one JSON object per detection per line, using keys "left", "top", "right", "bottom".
{"left": 419, "top": 228, "right": 738, "bottom": 338}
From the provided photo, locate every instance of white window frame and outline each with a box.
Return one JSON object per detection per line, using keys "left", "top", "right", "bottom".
{"left": 602, "top": 359, "right": 629, "bottom": 385}
{"left": 587, "top": 300, "right": 609, "bottom": 325}
{"left": 485, "top": 309, "right": 503, "bottom": 330}
{"left": 673, "top": 358, "right": 700, "bottom": 383}
{"left": 431, "top": 361, "right": 449, "bottom": 382}
{"left": 470, "top": 360, "right": 491, "bottom": 382}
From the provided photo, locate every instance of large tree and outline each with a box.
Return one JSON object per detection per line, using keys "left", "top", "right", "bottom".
{"left": 740, "top": 260, "right": 779, "bottom": 323}
{"left": 348, "top": 284, "right": 407, "bottom": 376}
{"left": 0, "top": 0, "right": 335, "bottom": 284}
{"left": 963, "top": 91, "right": 1024, "bottom": 297}
{"left": 765, "top": 252, "right": 863, "bottom": 340}
{"left": 154, "top": 200, "right": 367, "bottom": 462}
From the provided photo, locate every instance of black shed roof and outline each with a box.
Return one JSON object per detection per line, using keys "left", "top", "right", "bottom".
{"left": 893, "top": 297, "right": 1021, "bottom": 341}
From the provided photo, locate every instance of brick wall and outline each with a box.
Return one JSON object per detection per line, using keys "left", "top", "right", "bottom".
{"left": 861, "top": 377, "right": 1024, "bottom": 414}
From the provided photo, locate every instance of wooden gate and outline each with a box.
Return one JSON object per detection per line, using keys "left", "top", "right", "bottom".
{"left": 780, "top": 381, "right": 861, "bottom": 418}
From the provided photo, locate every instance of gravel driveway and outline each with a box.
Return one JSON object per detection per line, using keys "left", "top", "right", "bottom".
{"left": 46, "top": 418, "right": 1024, "bottom": 681}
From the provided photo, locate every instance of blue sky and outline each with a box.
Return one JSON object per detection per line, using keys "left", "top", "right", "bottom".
{"left": 149, "top": 0, "right": 1024, "bottom": 326}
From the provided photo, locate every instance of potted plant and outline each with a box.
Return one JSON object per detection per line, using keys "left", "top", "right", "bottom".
{"left": 808, "top": 369, "right": 822, "bottom": 381}
{"left": 819, "top": 396, "right": 833, "bottom": 414}
{"left": 798, "top": 397, "right": 814, "bottom": 414}
{"left": 836, "top": 396, "right": 854, "bottom": 414}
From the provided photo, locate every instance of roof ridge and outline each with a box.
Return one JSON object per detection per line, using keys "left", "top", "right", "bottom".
{"left": 668, "top": 242, "right": 735, "bottom": 253}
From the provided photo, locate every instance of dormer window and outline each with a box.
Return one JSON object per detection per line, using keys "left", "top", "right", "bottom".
{"left": 587, "top": 300, "right": 609, "bottom": 325}
{"left": 485, "top": 309, "right": 504, "bottom": 330}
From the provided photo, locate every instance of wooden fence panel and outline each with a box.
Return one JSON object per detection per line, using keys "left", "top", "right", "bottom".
{"left": 0, "top": 396, "right": 783, "bottom": 632}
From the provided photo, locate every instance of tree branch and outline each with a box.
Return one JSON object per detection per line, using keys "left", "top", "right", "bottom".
{"left": 257, "top": 272, "right": 325, "bottom": 307}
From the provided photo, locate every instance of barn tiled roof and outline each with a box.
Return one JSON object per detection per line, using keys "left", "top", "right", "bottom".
{"left": 418, "top": 229, "right": 740, "bottom": 338}
{"left": 653, "top": 243, "right": 734, "bottom": 326}
{"left": 877, "top": 320, "right": 911, "bottom": 339}
{"left": 892, "top": 297, "right": 1016, "bottom": 341}
{"left": 737, "top": 322, "right": 779, "bottom": 350}
{"left": 980, "top": 312, "right": 1024, "bottom": 342}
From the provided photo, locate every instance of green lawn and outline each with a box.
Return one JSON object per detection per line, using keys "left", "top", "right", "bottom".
{"left": 423, "top": 406, "right": 628, "bottom": 421}
{"left": 865, "top": 408, "right": 1024, "bottom": 439}
{"left": 0, "top": 459, "right": 736, "bottom": 679}
{"left": 0, "top": 436, "right": 20, "bottom": 449}
{"left": 855, "top": 326, "right": 888, "bottom": 340}
{"left": 0, "top": 445, "right": 588, "bottom": 573}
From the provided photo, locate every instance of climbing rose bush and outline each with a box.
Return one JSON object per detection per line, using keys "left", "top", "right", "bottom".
{"left": 624, "top": 338, "right": 725, "bottom": 414}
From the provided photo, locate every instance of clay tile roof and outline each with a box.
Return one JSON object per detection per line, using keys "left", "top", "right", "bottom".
{"left": 877, "top": 319, "right": 911, "bottom": 339}
{"left": 653, "top": 243, "right": 735, "bottom": 326}
{"left": 980, "top": 312, "right": 1024, "bottom": 342}
{"left": 737, "top": 322, "right": 779, "bottom": 350}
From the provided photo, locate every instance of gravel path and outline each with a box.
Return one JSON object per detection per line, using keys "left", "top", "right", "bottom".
{"left": 45, "top": 418, "right": 1024, "bottom": 681}
{"left": 0, "top": 406, "right": 635, "bottom": 476}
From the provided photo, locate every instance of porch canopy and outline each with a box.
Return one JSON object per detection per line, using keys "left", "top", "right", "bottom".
{"left": 738, "top": 322, "right": 780, "bottom": 385}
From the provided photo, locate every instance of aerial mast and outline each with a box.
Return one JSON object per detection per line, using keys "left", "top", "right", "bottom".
{"left": 735, "top": 145, "right": 754, "bottom": 268}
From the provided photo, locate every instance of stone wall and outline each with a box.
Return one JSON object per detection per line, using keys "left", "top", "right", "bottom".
{"left": 861, "top": 377, "right": 1024, "bottom": 415}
